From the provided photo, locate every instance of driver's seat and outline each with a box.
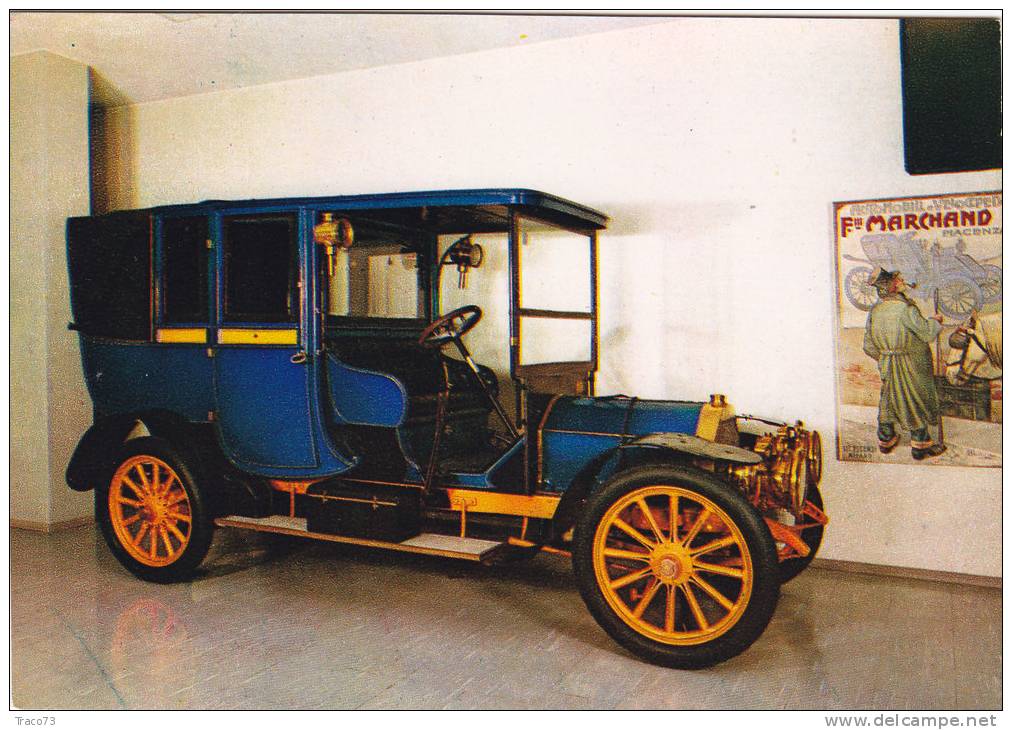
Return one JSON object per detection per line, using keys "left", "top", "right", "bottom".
{"left": 395, "top": 352, "right": 500, "bottom": 473}
{"left": 324, "top": 335, "right": 499, "bottom": 472}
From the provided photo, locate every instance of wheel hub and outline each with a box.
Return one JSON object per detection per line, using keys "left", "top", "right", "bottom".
{"left": 143, "top": 496, "right": 165, "bottom": 524}
{"left": 658, "top": 557, "right": 679, "bottom": 578}
{"left": 650, "top": 547, "right": 691, "bottom": 586}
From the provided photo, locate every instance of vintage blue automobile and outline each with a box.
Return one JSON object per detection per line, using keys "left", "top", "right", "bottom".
{"left": 65, "top": 189, "right": 826, "bottom": 668}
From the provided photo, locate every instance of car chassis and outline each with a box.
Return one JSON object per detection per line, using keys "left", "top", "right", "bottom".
{"left": 66, "top": 189, "right": 826, "bottom": 668}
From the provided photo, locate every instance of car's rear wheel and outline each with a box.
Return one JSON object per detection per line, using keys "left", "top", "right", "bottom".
{"left": 573, "top": 464, "right": 780, "bottom": 669}
{"left": 96, "top": 436, "right": 213, "bottom": 583}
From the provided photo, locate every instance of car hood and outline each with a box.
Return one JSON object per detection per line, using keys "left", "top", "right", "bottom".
{"left": 541, "top": 395, "right": 704, "bottom": 438}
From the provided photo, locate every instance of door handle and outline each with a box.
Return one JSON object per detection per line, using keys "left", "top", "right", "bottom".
{"left": 290, "top": 351, "right": 308, "bottom": 365}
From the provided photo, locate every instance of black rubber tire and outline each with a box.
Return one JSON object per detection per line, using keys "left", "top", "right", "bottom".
{"left": 778, "top": 485, "right": 825, "bottom": 584}
{"left": 95, "top": 436, "right": 214, "bottom": 584}
{"left": 573, "top": 464, "right": 780, "bottom": 669}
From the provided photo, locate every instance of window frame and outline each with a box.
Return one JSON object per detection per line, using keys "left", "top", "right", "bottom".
{"left": 314, "top": 210, "right": 433, "bottom": 329}
{"left": 511, "top": 212, "right": 598, "bottom": 372}
{"left": 155, "top": 213, "right": 212, "bottom": 327}
{"left": 219, "top": 211, "right": 301, "bottom": 326}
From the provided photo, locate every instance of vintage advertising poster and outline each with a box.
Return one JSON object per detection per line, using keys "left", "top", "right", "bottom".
{"left": 834, "top": 192, "right": 1002, "bottom": 467}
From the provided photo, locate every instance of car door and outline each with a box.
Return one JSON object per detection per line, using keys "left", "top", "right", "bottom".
{"left": 211, "top": 208, "right": 325, "bottom": 474}
{"left": 150, "top": 213, "right": 215, "bottom": 420}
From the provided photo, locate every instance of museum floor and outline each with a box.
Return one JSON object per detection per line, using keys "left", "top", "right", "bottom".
{"left": 10, "top": 525, "right": 1001, "bottom": 710}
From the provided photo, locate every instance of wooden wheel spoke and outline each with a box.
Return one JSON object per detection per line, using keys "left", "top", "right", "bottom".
{"left": 151, "top": 463, "right": 160, "bottom": 497}
{"left": 159, "top": 526, "right": 175, "bottom": 558}
{"left": 681, "top": 507, "right": 712, "bottom": 548}
{"left": 120, "top": 513, "right": 142, "bottom": 528}
{"left": 155, "top": 473, "right": 173, "bottom": 498}
{"left": 664, "top": 585, "right": 676, "bottom": 633}
{"left": 691, "top": 575, "right": 735, "bottom": 612}
{"left": 609, "top": 565, "right": 653, "bottom": 590}
{"left": 668, "top": 494, "right": 679, "bottom": 543}
{"left": 602, "top": 547, "right": 651, "bottom": 562}
{"left": 115, "top": 495, "right": 143, "bottom": 508}
{"left": 165, "top": 520, "right": 188, "bottom": 544}
{"left": 149, "top": 526, "right": 159, "bottom": 560}
{"left": 134, "top": 464, "right": 151, "bottom": 493}
{"left": 632, "top": 579, "right": 663, "bottom": 619}
{"left": 165, "top": 489, "right": 188, "bottom": 507}
{"left": 611, "top": 517, "right": 656, "bottom": 550}
{"left": 635, "top": 498, "right": 666, "bottom": 544}
{"left": 689, "top": 534, "right": 737, "bottom": 557}
{"left": 120, "top": 476, "right": 146, "bottom": 499}
{"left": 132, "top": 522, "right": 150, "bottom": 548}
{"left": 165, "top": 509, "right": 191, "bottom": 524}
{"left": 681, "top": 583, "right": 709, "bottom": 630}
{"left": 692, "top": 560, "right": 745, "bottom": 579}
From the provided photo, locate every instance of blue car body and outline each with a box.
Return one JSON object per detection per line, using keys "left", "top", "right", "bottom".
{"left": 69, "top": 189, "right": 623, "bottom": 487}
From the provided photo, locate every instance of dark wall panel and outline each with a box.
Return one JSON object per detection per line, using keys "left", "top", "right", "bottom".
{"left": 901, "top": 18, "right": 1002, "bottom": 175}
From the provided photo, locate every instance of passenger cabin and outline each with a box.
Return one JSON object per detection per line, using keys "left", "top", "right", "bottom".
{"left": 67, "top": 189, "right": 608, "bottom": 496}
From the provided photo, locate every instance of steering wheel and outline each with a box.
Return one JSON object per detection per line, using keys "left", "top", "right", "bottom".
{"left": 418, "top": 305, "right": 483, "bottom": 349}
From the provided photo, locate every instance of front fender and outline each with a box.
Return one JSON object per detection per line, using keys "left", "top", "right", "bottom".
{"left": 548, "top": 433, "right": 759, "bottom": 540}
{"left": 620, "top": 432, "right": 761, "bottom": 465}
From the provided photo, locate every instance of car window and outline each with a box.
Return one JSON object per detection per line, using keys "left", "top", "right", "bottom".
{"left": 317, "top": 213, "right": 424, "bottom": 320}
{"left": 518, "top": 217, "right": 591, "bottom": 314}
{"left": 67, "top": 211, "right": 152, "bottom": 340}
{"left": 222, "top": 213, "right": 299, "bottom": 323}
{"left": 161, "top": 216, "right": 209, "bottom": 324}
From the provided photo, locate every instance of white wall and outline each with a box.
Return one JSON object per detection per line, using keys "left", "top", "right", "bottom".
{"left": 98, "top": 18, "right": 1001, "bottom": 576}
{"left": 10, "top": 51, "right": 94, "bottom": 527}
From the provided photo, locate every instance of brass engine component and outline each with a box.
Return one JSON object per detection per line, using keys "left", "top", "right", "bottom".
{"left": 698, "top": 393, "right": 738, "bottom": 443}
{"left": 732, "top": 424, "right": 823, "bottom": 517}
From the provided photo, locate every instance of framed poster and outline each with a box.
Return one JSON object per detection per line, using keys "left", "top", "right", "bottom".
{"left": 833, "top": 192, "right": 1002, "bottom": 467}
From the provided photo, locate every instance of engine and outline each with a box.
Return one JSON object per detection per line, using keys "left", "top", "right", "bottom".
{"left": 730, "top": 421, "right": 822, "bottom": 517}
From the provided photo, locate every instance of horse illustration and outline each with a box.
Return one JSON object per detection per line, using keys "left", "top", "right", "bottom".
{"left": 946, "top": 306, "right": 1002, "bottom": 385}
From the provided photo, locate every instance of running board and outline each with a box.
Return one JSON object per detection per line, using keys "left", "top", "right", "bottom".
{"left": 215, "top": 515, "right": 504, "bottom": 562}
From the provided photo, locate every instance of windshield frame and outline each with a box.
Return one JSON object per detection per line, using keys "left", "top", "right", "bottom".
{"left": 508, "top": 209, "right": 599, "bottom": 390}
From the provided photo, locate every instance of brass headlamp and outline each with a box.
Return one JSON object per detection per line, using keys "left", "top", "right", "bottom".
{"left": 313, "top": 213, "right": 354, "bottom": 276}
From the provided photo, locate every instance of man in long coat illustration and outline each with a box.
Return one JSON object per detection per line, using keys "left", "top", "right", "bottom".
{"left": 862, "top": 269, "right": 947, "bottom": 460}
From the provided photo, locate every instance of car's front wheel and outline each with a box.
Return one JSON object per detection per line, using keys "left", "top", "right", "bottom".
{"left": 96, "top": 436, "right": 213, "bottom": 583}
{"left": 573, "top": 464, "right": 780, "bottom": 669}
{"left": 778, "top": 484, "right": 826, "bottom": 583}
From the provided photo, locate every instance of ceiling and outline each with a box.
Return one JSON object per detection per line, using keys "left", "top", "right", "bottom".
{"left": 10, "top": 12, "right": 666, "bottom": 107}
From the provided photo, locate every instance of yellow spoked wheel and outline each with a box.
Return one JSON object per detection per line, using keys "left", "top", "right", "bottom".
{"left": 109, "top": 455, "right": 192, "bottom": 567}
{"left": 592, "top": 485, "right": 752, "bottom": 645}
{"left": 98, "top": 436, "right": 213, "bottom": 583}
{"left": 574, "top": 465, "right": 779, "bottom": 669}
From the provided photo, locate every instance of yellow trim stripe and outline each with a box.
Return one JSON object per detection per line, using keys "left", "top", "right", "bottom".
{"left": 446, "top": 489, "right": 561, "bottom": 519}
{"left": 156, "top": 328, "right": 207, "bottom": 344}
{"left": 218, "top": 328, "right": 298, "bottom": 345}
